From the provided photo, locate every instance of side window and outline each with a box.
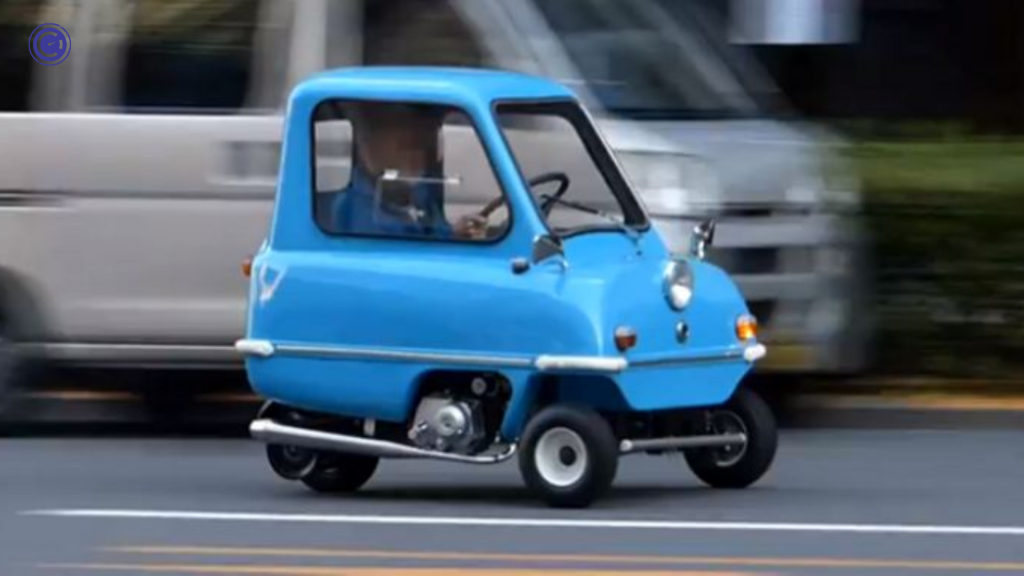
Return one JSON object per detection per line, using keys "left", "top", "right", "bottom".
{"left": 0, "top": 0, "right": 43, "bottom": 112}
{"left": 313, "top": 100, "right": 509, "bottom": 243}
{"left": 114, "top": 0, "right": 261, "bottom": 112}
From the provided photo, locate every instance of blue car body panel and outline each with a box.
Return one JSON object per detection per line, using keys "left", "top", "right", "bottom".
{"left": 239, "top": 67, "right": 765, "bottom": 441}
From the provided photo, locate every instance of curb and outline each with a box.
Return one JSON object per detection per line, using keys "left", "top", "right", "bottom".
{"left": 779, "top": 392, "right": 1024, "bottom": 430}
{"left": 793, "top": 391, "right": 1024, "bottom": 411}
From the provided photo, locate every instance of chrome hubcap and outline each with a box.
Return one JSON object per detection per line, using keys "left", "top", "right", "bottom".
{"left": 535, "top": 427, "right": 587, "bottom": 487}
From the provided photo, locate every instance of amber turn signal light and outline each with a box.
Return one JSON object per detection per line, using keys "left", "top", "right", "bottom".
{"left": 242, "top": 256, "right": 253, "bottom": 278}
{"left": 736, "top": 314, "right": 757, "bottom": 341}
{"left": 614, "top": 326, "right": 638, "bottom": 351}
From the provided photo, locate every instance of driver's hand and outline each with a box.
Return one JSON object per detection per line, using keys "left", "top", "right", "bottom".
{"left": 454, "top": 214, "right": 488, "bottom": 239}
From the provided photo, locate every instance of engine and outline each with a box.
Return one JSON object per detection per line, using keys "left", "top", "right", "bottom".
{"left": 407, "top": 394, "right": 489, "bottom": 454}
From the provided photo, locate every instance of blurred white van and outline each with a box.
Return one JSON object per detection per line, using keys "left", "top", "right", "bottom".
{"left": 0, "top": 0, "right": 870, "bottom": 411}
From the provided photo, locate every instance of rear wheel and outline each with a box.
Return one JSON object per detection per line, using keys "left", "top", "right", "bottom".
{"left": 518, "top": 404, "right": 619, "bottom": 508}
{"left": 266, "top": 443, "right": 319, "bottom": 481}
{"left": 300, "top": 453, "right": 379, "bottom": 493}
{"left": 261, "top": 403, "right": 321, "bottom": 481}
{"left": 258, "top": 402, "right": 380, "bottom": 492}
{"left": 684, "top": 386, "right": 777, "bottom": 488}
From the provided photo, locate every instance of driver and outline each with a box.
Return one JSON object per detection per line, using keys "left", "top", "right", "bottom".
{"left": 329, "top": 103, "right": 487, "bottom": 239}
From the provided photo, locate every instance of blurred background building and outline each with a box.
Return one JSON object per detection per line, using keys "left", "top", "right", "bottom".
{"left": 745, "top": 0, "right": 1024, "bottom": 134}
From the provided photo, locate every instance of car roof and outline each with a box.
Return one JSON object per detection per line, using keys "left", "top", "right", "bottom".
{"left": 300, "top": 66, "right": 579, "bottom": 103}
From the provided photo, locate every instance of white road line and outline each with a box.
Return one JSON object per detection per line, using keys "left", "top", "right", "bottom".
{"left": 17, "top": 509, "right": 1024, "bottom": 537}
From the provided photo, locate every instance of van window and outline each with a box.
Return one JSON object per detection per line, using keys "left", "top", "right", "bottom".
{"left": 326, "top": 0, "right": 489, "bottom": 68}
{"left": 312, "top": 100, "right": 509, "bottom": 243}
{"left": 115, "top": 0, "right": 261, "bottom": 112}
{"left": 533, "top": 0, "right": 765, "bottom": 119}
{"left": 0, "top": 0, "right": 43, "bottom": 111}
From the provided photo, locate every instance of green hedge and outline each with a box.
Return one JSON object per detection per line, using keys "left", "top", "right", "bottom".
{"left": 848, "top": 140, "right": 1024, "bottom": 377}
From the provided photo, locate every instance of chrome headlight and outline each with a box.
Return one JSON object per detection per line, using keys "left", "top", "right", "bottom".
{"left": 663, "top": 259, "right": 694, "bottom": 310}
{"left": 618, "top": 152, "right": 721, "bottom": 217}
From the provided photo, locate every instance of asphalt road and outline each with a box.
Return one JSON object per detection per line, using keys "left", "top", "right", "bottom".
{"left": 2, "top": 429, "right": 1024, "bottom": 575}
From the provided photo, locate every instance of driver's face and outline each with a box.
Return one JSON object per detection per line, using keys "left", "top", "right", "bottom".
{"left": 354, "top": 109, "right": 436, "bottom": 177}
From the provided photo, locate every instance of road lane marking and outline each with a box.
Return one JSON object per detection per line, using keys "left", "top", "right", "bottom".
{"left": 39, "top": 565, "right": 754, "bottom": 575}
{"left": 104, "top": 546, "right": 1024, "bottom": 572}
{"left": 21, "top": 508, "right": 1024, "bottom": 537}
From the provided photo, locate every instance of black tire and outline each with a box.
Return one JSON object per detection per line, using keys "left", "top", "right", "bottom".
{"left": 140, "top": 382, "right": 196, "bottom": 426}
{"left": 518, "top": 404, "right": 619, "bottom": 508}
{"left": 300, "top": 453, "right": 379, "bottom": 493}
{"left": 0, "top": 315, "right": 29, "bottom": 419}
{"left": 266, "top": 443, "right": 319, "bottom": 481}
{"left": 684, "top": 386, "right": 777, "bottom": 489}
{"left": 261, "top": 403, "right": 321, "bottom": 481}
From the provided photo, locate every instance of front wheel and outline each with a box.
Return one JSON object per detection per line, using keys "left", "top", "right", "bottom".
{"left": 518, "top": 404, "right": 619, "bottom": 508}
{"left": 684, "top": 386, "right": 777, "bottom": 489}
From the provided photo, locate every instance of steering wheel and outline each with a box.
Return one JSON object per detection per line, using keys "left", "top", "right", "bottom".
{"left": 473, "top": 171, "right": 570, "bottom": 220}
{"left": 528, "top": 171, "right": 571, "bottom": 216}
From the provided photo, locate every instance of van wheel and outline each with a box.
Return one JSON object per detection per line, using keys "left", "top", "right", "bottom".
{"left": 518, "top": 404, "right": 619, "bottom": 508}
{"left": 301, "top": 453, "right": 379, "bottom": 493}
{"left": 0, "top": 316, "right": 28, "bottom": 418}
{"left": 684, "top": 387, "right": 777, "bottom": 489}
{"left": 141, "top": 385, "right": 195, "bottom": 425}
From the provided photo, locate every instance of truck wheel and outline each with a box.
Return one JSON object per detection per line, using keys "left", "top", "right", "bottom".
{"left": 684, "top": 386, "right": 777, "bottom": 489}
{"left": 301, "top": 453, "right": 379, "bottom": 493}
{"left": 518, "top": 404, "right": 619, "bottom": 508}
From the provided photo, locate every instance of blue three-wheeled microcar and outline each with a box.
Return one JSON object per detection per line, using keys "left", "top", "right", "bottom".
{"left": 236, "top": 66, "right": 775, "bottom": 508}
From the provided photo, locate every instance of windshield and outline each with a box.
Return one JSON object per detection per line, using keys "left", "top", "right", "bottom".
{"left": 531, "top": 0, "right": 779, "bottom": 120}
{"left": 496, "top": 100, "right": 647, "bottom": 236}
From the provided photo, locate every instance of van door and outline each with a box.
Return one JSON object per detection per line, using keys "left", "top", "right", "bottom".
{"left": 27, "top": 0, "right": 293, "bottom": 363}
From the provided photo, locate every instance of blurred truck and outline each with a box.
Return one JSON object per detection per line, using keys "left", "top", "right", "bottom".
{"left": 0, "top": 0, "right": 870, "bottom": 412}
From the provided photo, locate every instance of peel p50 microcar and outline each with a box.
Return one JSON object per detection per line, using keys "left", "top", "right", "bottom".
{"left": 236, "top": 66, "right": 775, "bottom": 508}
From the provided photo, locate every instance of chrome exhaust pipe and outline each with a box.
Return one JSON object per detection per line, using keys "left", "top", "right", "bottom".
{"left": 619, "top": 432, "right": 746, "bottom": 454}
{"left": 249, "top": 418, "right": 516, "bottom": 464}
